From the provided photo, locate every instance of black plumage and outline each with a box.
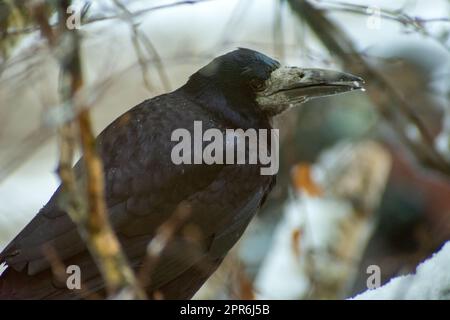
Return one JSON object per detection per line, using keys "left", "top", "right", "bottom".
{"left": 0, "top": 48, "right": 278, "bottom": 299}
{"left": 0, "top": 47, "right": 364, "bottom": 299}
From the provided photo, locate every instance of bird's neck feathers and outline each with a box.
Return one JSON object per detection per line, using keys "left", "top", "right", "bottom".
{"left": 180, "top": 74, "right": 271, "bottom": 130}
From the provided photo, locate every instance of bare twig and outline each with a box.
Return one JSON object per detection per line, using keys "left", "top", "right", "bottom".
{"left": 273, "top": 0, "right": 286, "bottom": 60}
{"left": 215, "top": 0, "right": 254, "bottom": 48}
{"left": 5, "top": 0, "right": 216, "bottom": 37}
{"left": 41, "top": 244, "right": 103, "bottom": 299}
{"left": 138, "top": 202, "right": 192, "bottom": 293}
{"left": 314, "top": 0, "right": 450, "bottom": 52}
{"left": 58, "top": 1, "right": 145, "bottom": 299}
{"left": 112, "top": 0, "right": 171, "bottom": 92}
{"left": 316, "top": 0, "right": 450, "bottom": 25}
{"left": 31, "top": 0, "right": 145, "bottom": 299}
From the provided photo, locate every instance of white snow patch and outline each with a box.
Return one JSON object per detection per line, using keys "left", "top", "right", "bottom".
{"left": 353, "top": 241, "right": 450, "bottom": 300}
{"left": 255, "top": 196, "right": 351, "bottom": 299}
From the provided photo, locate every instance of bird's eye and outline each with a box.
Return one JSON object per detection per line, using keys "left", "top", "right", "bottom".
{"left": 249, "top": 78, "right": 266, "bottom": 91}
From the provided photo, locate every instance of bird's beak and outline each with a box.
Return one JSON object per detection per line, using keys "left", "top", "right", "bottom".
{"left": 256, "top": 66, "right": 365, "bottom": 116}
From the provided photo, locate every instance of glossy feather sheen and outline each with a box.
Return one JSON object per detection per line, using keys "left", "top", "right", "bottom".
{"left": 0, "top": 49, "right": 278, "bottom": 299}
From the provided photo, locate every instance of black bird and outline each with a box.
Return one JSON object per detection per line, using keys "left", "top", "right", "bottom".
{"left": 0, "top": 48, "right": 363, "bottom": 299}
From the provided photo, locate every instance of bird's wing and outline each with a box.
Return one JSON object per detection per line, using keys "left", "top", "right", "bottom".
{"left": 1, "top": 90, "right": 275, "bottom": 299}
{"left": 0, "top": 92, "right": 227, "bottom": 276}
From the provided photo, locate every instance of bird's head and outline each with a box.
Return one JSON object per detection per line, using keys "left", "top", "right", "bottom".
{"left": 185, "top": 48, "right": 364, "bottom": 124}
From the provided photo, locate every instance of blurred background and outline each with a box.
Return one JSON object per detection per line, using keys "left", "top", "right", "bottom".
{"left": 0, "top": 0, "right": 449, "bottom": 299}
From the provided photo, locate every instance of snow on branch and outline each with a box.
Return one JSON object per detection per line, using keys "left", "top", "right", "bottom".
{"left": 353, "top": 241, "right": 450, "bottom": 300}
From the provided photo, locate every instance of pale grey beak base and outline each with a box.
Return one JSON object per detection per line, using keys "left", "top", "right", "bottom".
{"left": 256, "top": 66, "right": 365, "bottom": 116}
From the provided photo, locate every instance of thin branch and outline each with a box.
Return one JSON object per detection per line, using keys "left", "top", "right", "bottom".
{"left": 138, "top": 202, "right": 192, "bottom": 296}
{"left": 215, "top": 0, "right": 254, "bottom": 48}
{"left": 316, "top": 0, "right": 450, "bottom": 24}
{"left": 32, "top": 0, "right": 145, "bottom": 299}
{"left": 42, "top": 244, "right": 103, "bottom": 299}
{"left": 273, "top": 0, "right": 286, "bottom": 60}
{"left": 112, "top": 0, "right": 171, "bottom": 92}
{"left": 58, "top": 1, "right": 145, "bottom": 299}
{"left": 5, "top": 0, "right": 216, "bottom": 37}
{"left": 314, "top": 0, "right": 450, "bottom": 52}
